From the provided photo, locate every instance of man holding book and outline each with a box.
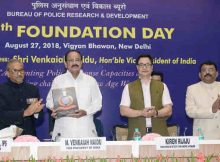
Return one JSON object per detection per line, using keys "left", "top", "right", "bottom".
{"left": 46, "top": 50, "right": 102, "bottom": 140}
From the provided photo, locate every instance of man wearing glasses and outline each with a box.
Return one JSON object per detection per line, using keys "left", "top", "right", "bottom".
{"left": 120, "top": 54, "right": 173, "bottom": 139}
{"left": 46, "top": 50, "right": 102, "bottom": 140}
{"left": 0, "top": 59, "right": 44, "bottom": 136}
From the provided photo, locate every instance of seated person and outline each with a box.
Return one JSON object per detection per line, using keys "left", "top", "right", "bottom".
{"left": 151, "top": 71, "right": 164, "bottom": 82}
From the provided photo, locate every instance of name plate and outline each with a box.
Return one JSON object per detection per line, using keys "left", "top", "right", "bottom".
{"left": 156, "top": 136, "right": 199, "bottom": 150}
{"left": 60, "top": 137, "right": 106, "bottom": 151}
{"left": 0, "top": 138, "right": 13, "bottom": 152}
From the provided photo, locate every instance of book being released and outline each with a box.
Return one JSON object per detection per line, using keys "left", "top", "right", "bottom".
{"left": 52, "top": 87, "right": 79, "bottom": 118}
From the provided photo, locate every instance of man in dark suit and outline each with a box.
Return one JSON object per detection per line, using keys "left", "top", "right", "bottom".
{"left": 0, "top": 59, "right": 44, "bottom": 136}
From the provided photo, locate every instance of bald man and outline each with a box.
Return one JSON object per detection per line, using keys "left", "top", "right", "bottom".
{"left": 0, "top": 59, "right": 44, "bottom": 136}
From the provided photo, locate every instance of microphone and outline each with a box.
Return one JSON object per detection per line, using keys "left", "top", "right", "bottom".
{"left": 183, "top": 127, "right": 188, "bottom": 136}
{"left": 54, "top": 133, "right": 61, "bottom": 142}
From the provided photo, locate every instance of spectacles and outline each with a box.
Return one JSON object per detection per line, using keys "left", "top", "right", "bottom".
{"left": 9, "top": 69, "right": 25, "bottom": 75}
{"left": 138, "top": 63, "right": 152, "bottom": 68}
{"left": 66, "top": 59, "right": 81, "bottom": 63}
{"left": 201, "top": 68, "right": 216, "bottom": 73}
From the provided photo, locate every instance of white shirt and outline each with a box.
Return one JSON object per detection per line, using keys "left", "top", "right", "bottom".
{"left": 120, "top": 79, "right": 172, "bottom": 127}
{"left": 186, "top": 81, "right": 220, "bottom": 139}
{"left": 46, "top": 70, "right": 102, "bottom": 139}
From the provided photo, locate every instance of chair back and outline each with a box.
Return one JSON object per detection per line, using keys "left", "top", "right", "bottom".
{"left": 111, "top": 123, "right": 179, "bottom": 140}
{"left": 167, "top": 123, "right": 180, "bottom": 136}
{"left": 113, "top": 124, "right": 128, "bottom": 141}
{"left": 94, "top": 118, "right": 104, "bottom": 137}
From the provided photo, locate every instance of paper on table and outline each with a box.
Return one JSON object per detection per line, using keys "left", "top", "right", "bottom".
{"left": 0, "top": 125, "right": 23, "bottom": 138}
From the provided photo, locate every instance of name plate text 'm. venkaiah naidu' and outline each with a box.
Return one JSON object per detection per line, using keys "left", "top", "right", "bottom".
{"left": 60, "top": 137, "right": 106, "bottom": 151}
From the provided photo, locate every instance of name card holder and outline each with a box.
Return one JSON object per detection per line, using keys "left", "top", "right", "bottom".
{"left": 60, "top": 137, "right": 106, "bottom": 151}
{"left": 155, "top": 136, "right": 199, "bottom": 150}
{"left": 0, "top": 138, "right": 13, "bottom": 152}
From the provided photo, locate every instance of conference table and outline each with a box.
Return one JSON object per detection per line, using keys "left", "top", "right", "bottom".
{"left": 0, "top": 140, "right": 220, "bottom": 161}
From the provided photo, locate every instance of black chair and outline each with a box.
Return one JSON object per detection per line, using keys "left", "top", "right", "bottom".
{"left": 111, "top": 124, "right": 128, "bottom": 141}
{"left": 167, "top": 123, "right": 180, "bottom": 136}
{"left": 94, "top": 118, "right": 104, "bottom": 137}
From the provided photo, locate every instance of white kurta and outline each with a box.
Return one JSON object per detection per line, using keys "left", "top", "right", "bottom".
{"left": 46, "top": 70, "right": 102, "bottom": 140}
{"left": 186, "top": 81, "right": 220, "bottom": 139}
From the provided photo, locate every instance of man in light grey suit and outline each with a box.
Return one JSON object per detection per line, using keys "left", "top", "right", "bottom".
{"left": 186, "top": 60, "right": 220, "bottom": 139}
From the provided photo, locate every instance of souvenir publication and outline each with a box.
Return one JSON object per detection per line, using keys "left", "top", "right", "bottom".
{"left": 52, "top": 87, "right": 78, "bottom": 118}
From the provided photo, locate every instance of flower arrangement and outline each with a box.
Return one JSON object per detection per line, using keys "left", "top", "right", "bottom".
{"left": 141, "top": 133, "right": 161, "bottom": 141}
{"left": 14, "top": 135, "right": 40, "bottom": 142}
{"left": 1, "top": 153, "right": 220, "bottom": 162}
